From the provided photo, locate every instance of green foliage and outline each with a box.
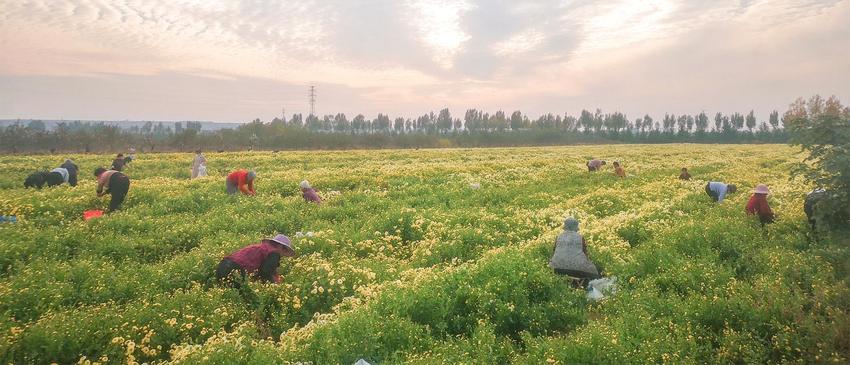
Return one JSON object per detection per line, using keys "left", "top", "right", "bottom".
{"left": 0, "top": 145, "right": 848, "bottom": 364}
{"left": 785, "top": 95, "right": 850, "bottom": 228}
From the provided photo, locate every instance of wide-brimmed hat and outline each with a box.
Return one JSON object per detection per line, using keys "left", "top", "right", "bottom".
{"left": 264, "top": 234, "right": 295, "bottom": 256}
{"left": 754, "top": 184, "right": 769, "bottom": 194}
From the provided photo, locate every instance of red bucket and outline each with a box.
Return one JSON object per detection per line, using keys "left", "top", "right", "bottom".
{"left": 83, "top": 210, "right": 104, "bottom": 221}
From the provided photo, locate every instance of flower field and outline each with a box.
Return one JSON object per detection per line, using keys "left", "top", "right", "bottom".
{"left": 0, "top": 144, "right": 848, "bottom": 364}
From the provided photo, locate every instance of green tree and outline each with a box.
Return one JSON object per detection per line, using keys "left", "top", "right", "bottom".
{"left": 578, "top": 109, "right": 593, "bottom": 133}
{"left": 769, "top": 110, "right": 780, "bottom": 129}
{"left": 592, "top": 109, "right": 604, "bottom": 133}
{"left": 352, "top": 114, "right": 365, "bottom": 133}
{"left": 563, "top": 114, "right": 577, "bottom": 132}
{"left": 642, "top": 114, "right": 653, "bottom": 133}
{"left": 695, "top": 112, "right": 709, "bottom": 133}
{"left": 437, "top": 108, "right": 452, "bottom": 133}
{"left": 785, "top": 95, "right": 850, "bottom": 229}
{"left": 491, "top": 110, "right": 507, "bottom": 131}
{"left": 731, "top": 112, "right": 745, "bottom": 131}
{"left": 27, "top": 120, "right": 46, "bottom": 132}
{"left": 290, "top": 113, "right": 303, "bottom": 128}
{"left": 676, "top": 115, "right": 688, "bottom": 134}
{"left": 510, "top": 111, "right": 523, "bottom": 131}
{"left": 334, "top": 113, "right": 350, "bottom": 133}
{"left": 714, "top": 112, "right": 723, "bottom": 132}
{"left": 745, "top": 110, "right": 756, "bottom": 131}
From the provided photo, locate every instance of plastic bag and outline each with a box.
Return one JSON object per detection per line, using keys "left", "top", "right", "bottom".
{"left": 353, "top": 359, "right": 372, "bottom": 365}
{"left": 586, "top": 276, "right": 617, "bottom": 302}
{"left": 587, "top": 287, "right": 604, "bottom": 301}
{"left": 84, "top": 210, "right": 104, "bottom": 221}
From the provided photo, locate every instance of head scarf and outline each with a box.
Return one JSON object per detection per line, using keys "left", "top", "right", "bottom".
{"left": 563, "top": 217, "right": 579, "bottom": 231}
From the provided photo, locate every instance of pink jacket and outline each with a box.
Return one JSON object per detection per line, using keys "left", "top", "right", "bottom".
{"left": 302, "top": 188, "right": 321, "bottom": 203}
{"left": 225, "top": 241, "right": 286, "bottom": 280}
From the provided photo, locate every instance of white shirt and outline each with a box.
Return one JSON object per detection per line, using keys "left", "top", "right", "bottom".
{"left": 708, "top": 182, "right": 729, "bottom": 202}
{"left": 51, "top": 168, "right": 69, "bottom": 183}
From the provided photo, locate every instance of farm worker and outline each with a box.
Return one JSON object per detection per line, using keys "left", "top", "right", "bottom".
{"left": 94, "top": 167, "right": 131, "bottom": 211}
{"left": 50, "top": 167, "right": 70, "bottom": 185}
{"left": 226, "top": 169, "right": 256, "bottom": 196}
{"left": 549, "top": 217, "right": 601, "bottom": 283}
{"left": 679, "top": 167, "right": 691, "bottom": 181}
{"left": 23, "top": 171, "right": 64, "bottom": 189}
{"left": 215, "top": 234, "right": 295, "bottom": 285}
{"left": 300, "top": 180, "right": 322, "bottom": 204}
{"left": 746, "top": 184, "right": 775, "bottom": 225}
{"left": 60, "top": 159, "right": 79, "bottom": 186}
{"left": 191, "top": 150, "right": 207, "bottom": 179}
{"left": 705, "top": 181, "right": 737, "bottom": 203}
{"left": 804, "top": 188, "right": 827, "bottom": 229}
{"left": 612, "top": 161, "right": 626, "bottom": 177}
{"left": 111, "top": 154, "right": 126, "bottom": 171}
{"left": 126, "top": 147, "right": 136, "bottom": 163}
{"left": 24, "top": 171, "right": 47, "bottom": 189}
{"left": 586, "top": 159, "right": 606, "bottom": 172}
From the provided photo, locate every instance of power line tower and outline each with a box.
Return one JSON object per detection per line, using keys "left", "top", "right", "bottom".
{"left": 308, "top": 85, "right": 316, "bottom": 117}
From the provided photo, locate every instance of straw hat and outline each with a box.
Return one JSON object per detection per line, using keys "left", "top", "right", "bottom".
{"left": 754, "top": 184, "right": 769, "bottom": 194}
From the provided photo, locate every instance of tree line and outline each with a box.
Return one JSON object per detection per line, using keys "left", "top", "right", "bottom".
{"left": 0, "top": 108, "right": 788, "bottom": 153}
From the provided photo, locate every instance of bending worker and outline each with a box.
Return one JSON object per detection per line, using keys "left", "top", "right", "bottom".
{"left": 216, "top": 234, "right": 296, "bottom": 285}
{"left": 745, "top": 184, "right": 775, "bottom": 226}
{"left": 94, "top": 167, "right": 131, "bottom": 211}
{"left": 549, "top": 217, "right": 601, "bottom": 285}
{"left": 226, "top": 169, "right": 256, "bottom": 196}
{"left": 61, "top": 159, "right": 79, "bottom": 186}
{"left": 300, "top": 180, "right": 322, "bottom": 204}
{"left": 705, "top": 181, "right": 737, "bottom": 203}
{"left": 587, "top": 159, "right": 606, "bottom": 172}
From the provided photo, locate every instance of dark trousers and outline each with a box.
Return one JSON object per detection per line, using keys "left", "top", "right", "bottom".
{"left": 705, "top": 183, "right": 718, "bottom": 202}
{"left": 215, "top": 258, "right": 247, "bottom": 285}
{"left": 107, "top": 173, "right": 130, "bottom": 211}
{"left": 554, "top": 268, "right": 602, "bottom": 280}
{"left": 554, "top": 268, "right": 601, "bottom": 288}
{"left": 215, "top": 258, "right": 257, "bottom": 304}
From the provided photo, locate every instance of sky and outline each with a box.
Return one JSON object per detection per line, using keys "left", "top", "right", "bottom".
{"left": 1, "top": 0, "right": 848, "bottom": 123}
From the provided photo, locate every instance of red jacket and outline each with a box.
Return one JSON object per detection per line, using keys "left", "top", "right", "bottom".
{"left": 225, "top": 241, "right": 285, "bottom": 283}
{"left": 746, "top": 194, "right": 774, "bottom": 221}
{"left": 227, "top": 170, "right": 255, "bottom": 195}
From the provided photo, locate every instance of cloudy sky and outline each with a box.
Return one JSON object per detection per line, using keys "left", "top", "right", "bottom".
{"left": 1, "top": 0, "right": 848, "bottom": 123}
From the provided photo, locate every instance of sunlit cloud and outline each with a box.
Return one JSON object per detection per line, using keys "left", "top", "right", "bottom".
{"left": 407, "top": 0, "right": 472, "bottom": 68}
{"left": 0, "top": 0, "right": 847, "bottom": 122}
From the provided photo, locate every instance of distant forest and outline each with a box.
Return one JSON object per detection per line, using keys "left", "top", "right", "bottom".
{"left": 0, "top": 108, "right": 787, "bottom": 153}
